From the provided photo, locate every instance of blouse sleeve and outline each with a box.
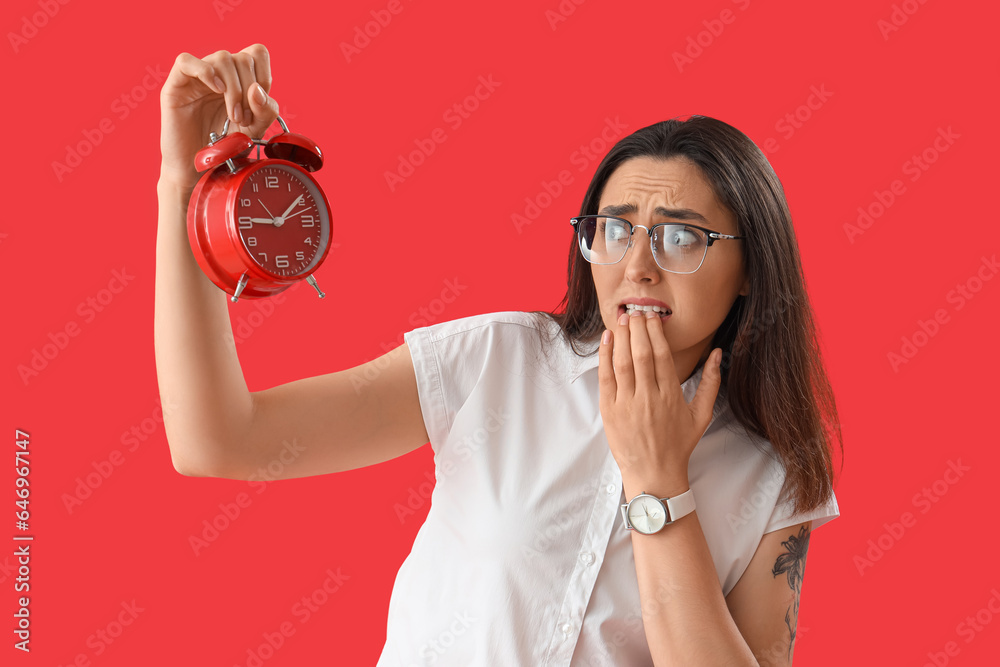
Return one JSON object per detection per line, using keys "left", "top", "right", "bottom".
{"left": 402, "top": 311, "right": 532, "bottom": 454}
{"left": 764, "top": 483, "right": 841, "bottom": 535}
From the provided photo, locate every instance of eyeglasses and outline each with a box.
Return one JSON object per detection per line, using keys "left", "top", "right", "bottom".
{"left": 569, "top": 215, "right": 745, "bottom": 274}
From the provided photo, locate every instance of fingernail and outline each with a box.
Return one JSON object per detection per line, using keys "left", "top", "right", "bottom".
{"left": 644, "top": 310, "right": 656, "bottom": 319}
{"left": 618, "top": 313, "right": 628, "bottom": 326}
{"left": 234, "top": 102, "right": 243, "bottom": 123}
{"left": 254, "top": 84, "right": 266, "bottom": 105}
{"left": 602, "top": 330, "right": 611, "bottom": 345}
{"left": 213, "top": 76, "right": 226, "bottom": 93}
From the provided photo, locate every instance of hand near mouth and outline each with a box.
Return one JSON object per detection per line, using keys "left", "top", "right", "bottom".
{"left": 598, "top": 310, "right": 723, "bottom": 497}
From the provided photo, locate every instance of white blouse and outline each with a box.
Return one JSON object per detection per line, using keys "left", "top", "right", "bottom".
{"left": 377, "top": 311, "right": 839, "bottom": 666}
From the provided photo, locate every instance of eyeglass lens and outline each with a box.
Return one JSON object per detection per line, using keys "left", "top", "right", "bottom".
{"left": 578, "top": 216, "right": 707, "bottom": 273}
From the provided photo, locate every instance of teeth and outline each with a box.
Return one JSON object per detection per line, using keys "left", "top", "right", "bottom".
{"left": 625, "top": 304, "right": 669, "bottom": 314}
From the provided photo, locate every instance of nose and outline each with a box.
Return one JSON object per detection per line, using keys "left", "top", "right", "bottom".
{"left": 623, "top": 225, "right": 661, "bottom": 282}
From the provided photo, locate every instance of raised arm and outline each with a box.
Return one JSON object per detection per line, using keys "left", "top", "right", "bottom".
{"left": 155, "top": 44, "right": 428, "bottom": 480}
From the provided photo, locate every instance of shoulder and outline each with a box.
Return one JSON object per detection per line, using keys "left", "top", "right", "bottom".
{"left": 408, "top": 310, "right": 556, "bottom": 343}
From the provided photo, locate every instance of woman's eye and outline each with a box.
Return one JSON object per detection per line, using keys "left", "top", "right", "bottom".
{"left": 667, "top": 228, "right": 699, "bottom": 247}
{"left": 603, "top": 223, "right": 628, "bottom": 240}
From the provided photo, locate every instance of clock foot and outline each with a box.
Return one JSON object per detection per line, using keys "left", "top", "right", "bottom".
{"left": 306, "top": 275, "right": 325, "bottom": 299}
{"left": 231, "top": 272, "right": 250, "bottom": 302}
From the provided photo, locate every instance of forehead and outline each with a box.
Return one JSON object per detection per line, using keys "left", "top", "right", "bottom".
{"left": 599, "top": 156, "right": 735, "bottom": 232}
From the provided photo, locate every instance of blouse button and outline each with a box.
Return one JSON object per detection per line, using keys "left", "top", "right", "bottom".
{"left": 606, "top": 483, "right": 617, "bottom": 495}
{"left": 560, "top": 622, "right": 574, "bottom": 635}
{"left": 579, "top": 551, "right": 595, "bottom": 566}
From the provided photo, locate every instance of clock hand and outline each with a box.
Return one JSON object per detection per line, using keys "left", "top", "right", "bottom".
{"left": 249, "top": 218, "right": 277, "bottom": 224}
{"left": 257, "top": 199, "right": 277, "bottom": 221}
{"left": 282, "top": 206, "right": 314, "bottom": 221}
{"left": 280, "top": 195, "right": 304, "bottom": 220}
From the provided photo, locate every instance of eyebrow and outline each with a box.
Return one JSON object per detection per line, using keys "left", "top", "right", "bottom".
{"left": 597, "top": 202, "right": 709, "bottom": 223}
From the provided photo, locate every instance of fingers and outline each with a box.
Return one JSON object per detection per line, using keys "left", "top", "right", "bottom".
{"left": 203, "top": 44, "right": 275, "bottom": 133}
{"left": 643, "top": 312, "right": 675, "bottom": 394}
{"left": 203, "top": 49, "right": 243, "bottom": 125}
{"left": 613, "top": 312, "right": 635, "bottom": 397}
{"left": 231, "top": 50, "right": 258, "bottom": 126}
{"left": 628, "top": 312, "right": 656, "bottom": 393}
{"left": 168, "top": 52, "right": 225, "bottom": 96}
{"left": 690, "top": 348, "right": 723, "bottom": 430}
{"left": 241, "top": 43, "right": 272, "bottom": 93}
{"left": 598, "top": 328, "right": 617, "bottom": 410}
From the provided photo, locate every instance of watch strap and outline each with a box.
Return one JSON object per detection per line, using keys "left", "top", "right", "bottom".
{"left": 663, "top": 488, "right": 696, "bottom": 523}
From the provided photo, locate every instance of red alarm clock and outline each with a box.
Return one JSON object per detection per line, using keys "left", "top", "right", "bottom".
{"left": 187, "top": 115, "right": 331, "bottom": 302}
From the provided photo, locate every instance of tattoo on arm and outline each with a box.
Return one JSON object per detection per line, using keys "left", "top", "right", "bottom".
{"left": 771, "top": 525, "right": 810, "bottom": 659}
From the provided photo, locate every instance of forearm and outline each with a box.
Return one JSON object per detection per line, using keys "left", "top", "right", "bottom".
{"left": 623, "top": 476, "right": 758, "bottom": 667}
{"left": 154, "top": 177, "right": 254, "bottom": 477}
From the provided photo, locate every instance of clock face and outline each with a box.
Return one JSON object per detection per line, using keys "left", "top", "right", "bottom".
{"left": 627, "top": 495, "right": 666, "bottom": 534}
{"left": 235, "top": 164, "right": 330, "bottom": 278}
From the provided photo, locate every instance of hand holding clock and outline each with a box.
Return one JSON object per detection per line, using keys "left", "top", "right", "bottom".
{"left": 159, "top": 43, "right": 281, "bottom": 192}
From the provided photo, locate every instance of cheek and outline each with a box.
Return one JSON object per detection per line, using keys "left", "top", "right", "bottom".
{"left": 591, "top": 270, "right": 619, "bottom": 316}
{"left": 676, "top": 275, "right": 734, "bottom": 324}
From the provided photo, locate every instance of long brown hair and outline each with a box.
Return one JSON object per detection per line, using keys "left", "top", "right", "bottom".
{"left": 532, "top": 116, "right": 841, "bottom": 515}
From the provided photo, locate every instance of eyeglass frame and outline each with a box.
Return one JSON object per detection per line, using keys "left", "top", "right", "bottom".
{"left": 569, "top": 214, "right": 746, "bottom": 275}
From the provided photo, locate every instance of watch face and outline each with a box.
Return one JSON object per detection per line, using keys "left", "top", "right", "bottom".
{"left": 235, "top": 164, "right": 330, "bottom": 277}
{"left": 627, "top": 495, "right": 666, "bottom": 534}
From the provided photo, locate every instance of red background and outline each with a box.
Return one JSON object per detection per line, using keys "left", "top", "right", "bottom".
{"left": 4, "top": 0, "right": 999, "bottom": 664}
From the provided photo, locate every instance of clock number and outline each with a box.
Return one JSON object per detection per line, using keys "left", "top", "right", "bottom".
{"left": 258, "top": 253, "right": 268, "bottom": 263}
{"left": 265, "top": 176, "right": 279, "bottom": 189}
{"left": 240, "top": 198, "right": 251, "bottom": 207}
{"left": 299, "top": 198, "right": 308, "bottom": 206}
{"left": 301, "top": 215, "right": 315, "bottom": 228}
{"left": 275, "top": 255, "right": 290, "bottom": 268}
{"left": 252, "top": 183, "right": 259, "bottom": 192}
{"left": 247, "top": 237, "right": 257, "bottom": 247}
{"left": 239, "top": 216, "right": 253, "bottom": 229}
{"left": 304, "top": 238, "right": 313, "bottom": 245}
{"left": 296, "top": 251, "right": 305, "bottom": 261}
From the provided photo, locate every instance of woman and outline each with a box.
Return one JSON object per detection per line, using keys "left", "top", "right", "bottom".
{"left": 157, "top": 44, "right": 841, "bottom": 666}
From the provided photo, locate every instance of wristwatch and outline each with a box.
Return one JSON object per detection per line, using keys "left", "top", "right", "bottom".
{"left": 620, "top": 489, "right": 696, "bottom": 535}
